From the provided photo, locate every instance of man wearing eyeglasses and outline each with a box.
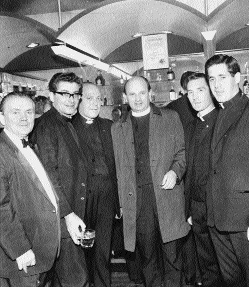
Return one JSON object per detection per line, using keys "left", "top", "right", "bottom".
{"left": 72, "top": 83, "right": 120, "bottom": 287}
{"left": 31, "top": 72, "right": 89, "bottom": 287}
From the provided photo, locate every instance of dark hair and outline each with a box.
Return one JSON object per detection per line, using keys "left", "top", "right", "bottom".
{"left": 180, "top": 71, "right": 195, "bottom": 90}
{"left": 185, "top": 72, "right": 208, "bottom": 88}
{"left": 48, "top": 72, "right": 83, "bottom": 94}
{"left": 0, "top": 92, "right": 34, "bottom": 113}
{"left": 123, "top": 76, "right": 151, "bottom": 95}
{"left": 205, "top": 54, "right": 241, "bottom": 77}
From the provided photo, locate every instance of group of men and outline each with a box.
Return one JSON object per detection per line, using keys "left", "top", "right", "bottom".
{"left": 0, "top": 53, "right": 249, "bottom": 287}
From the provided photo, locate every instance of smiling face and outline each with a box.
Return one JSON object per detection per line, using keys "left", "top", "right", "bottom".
{"left": 0, "top": 95, "right": 35, "bottom": 138}
{"left": 187, "top": 77, "right": 213, "bottom": 112}
{"left": 207, "top": 63, "right": 240, "bottom": 103}
{"left": 124, "top": 77, "right": 151, "bottom": 113}
{"left": 79, "top": 84, "right": 101, "bottom": 119}
{"left": 50, "top": 81, "right": 81, "bottom": 117}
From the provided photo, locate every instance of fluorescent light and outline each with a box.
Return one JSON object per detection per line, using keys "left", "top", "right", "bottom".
{"left": 133, "top": 32, "right": 143, "bottom": 38}
{"left": 108, "top": 65, "right": 132, "bottom": 80}
{"left": 27, "top": 42, "right": 39, "bottom": 48}
{"left": 51, "top": 44, "right": 110, "bottom": 72}
{"left": 201, "top": 30, "right": 217, "bottom": 41}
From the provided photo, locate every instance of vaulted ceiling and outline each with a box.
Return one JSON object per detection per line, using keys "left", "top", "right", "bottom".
{"left": 0, "top": 0, "right": 249, "bottom": 76}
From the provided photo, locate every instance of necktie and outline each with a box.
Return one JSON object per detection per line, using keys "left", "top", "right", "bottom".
{"left": 21, "top": 138, "right": 34, "bottom": 148}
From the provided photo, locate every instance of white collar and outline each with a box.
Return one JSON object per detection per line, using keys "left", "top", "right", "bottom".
{"left": 197, "top": 105, "right": 215, "bottom": 121}
{"left": 4, "top": 129, "right": 27, "bottom": 149}
{"left": 131, "top": 106, "right": 151, "bottom": 117}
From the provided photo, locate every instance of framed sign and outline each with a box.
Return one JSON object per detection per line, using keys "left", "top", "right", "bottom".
{"left": 142, "top": 33, "right": 169, "bottom": 70}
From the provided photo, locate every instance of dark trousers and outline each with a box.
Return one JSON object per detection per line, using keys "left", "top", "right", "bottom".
{"left": 85, "top": 176, "right": 116, "bottom": 287}
{"left": 209, "top": 226, "right": 249, "bottom": 287}
{"left": 0, "top": 272, "right": 51, "bottom": 287}
{"left": 182, "top": 230, "right": 201, "bottom": 284}
{"left": 191, "top": 201, "right": 222, "bottom": 286}
{"left": 53, "top": 237, "right": 89, "bottom": 287}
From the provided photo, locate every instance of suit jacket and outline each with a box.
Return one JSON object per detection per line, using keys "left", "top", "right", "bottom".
{"left": 0, "top": 132, "right": 60, "bottom": 278}
{"left": 111, "top": 104, "right": 190, "bottom": 252}
{"left": 166, "top": 94, "right": 196, "bottom": 132}
{"left": 31, "top": 107, "right": 87, "bottom": 238}
{"left": 207, "top": 91, "right": 249, "bottom": 231}
{"left": 184, "top": 109, "right": 218, "bottom": 218}
{"left": 72, "top": 114, "right": 120, "bottom": 214}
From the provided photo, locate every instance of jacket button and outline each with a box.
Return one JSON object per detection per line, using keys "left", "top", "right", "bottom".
{"left": 214, "top": 169, "right": 217, "bottom": 174}
{"left": 80, "top": 197, "right": 85, "bottom": 200}
{"left": 81, "top": 183, "right": 85, "bottom": 186}
{"left": 52, "top": 210, "right": 56, "bottom": 213}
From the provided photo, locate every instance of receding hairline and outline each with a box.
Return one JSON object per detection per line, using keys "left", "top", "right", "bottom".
{"left": 82, "top": 83, "right": 100, "bottom": 95}
{"left": 1, "top": 94, "right": 35, "bottom": 113}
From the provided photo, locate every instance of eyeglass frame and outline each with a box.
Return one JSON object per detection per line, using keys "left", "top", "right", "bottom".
{"left": 54, "top": 91, "right": 82, "bottom": 99}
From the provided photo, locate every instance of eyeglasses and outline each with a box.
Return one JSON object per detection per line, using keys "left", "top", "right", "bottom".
{"left": 55, "top": 91, "right": 82, "bottom": 99}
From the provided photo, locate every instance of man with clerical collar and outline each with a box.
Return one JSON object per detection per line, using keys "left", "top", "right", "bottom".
{"left": 205, "top": 54, "right": 249, "bottom": 286}
{"left": 31, "top": 73, "right": 89, "bottom": 287}
{"left": 0, "top": 92, "right": 60, "bottom": 287}
{"left": 72, "top": 82, "right": 120, "bottom": 287}
{"left": 111, "top": 76, "right": 190, "bottom": 286}
{"left": 184, "top": 72, "right": 222, "bottom": 287}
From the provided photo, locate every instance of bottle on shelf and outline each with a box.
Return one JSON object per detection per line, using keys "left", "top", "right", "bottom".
{"left": 169, "top": 86, "right": 177, "bottom": 101}
{"left": 167, "top": 66, "right": 175, "bottom": 81}
{"left": 243, "top": 76, "right": 249, "bottom": 96}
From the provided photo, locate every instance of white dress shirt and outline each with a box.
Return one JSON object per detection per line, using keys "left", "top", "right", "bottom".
{"left": 4, "top": 129, "right": 58, "bottom": 211}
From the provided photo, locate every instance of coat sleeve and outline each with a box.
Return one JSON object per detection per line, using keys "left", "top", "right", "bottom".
{"left": 0, "top": 156, "right": 31, "bottom": 260}
{"left": 31, "top": 120, "right": 72, "bottom": 218}
{"left": 169, "top": 112, "right": 186, "bottom": 181}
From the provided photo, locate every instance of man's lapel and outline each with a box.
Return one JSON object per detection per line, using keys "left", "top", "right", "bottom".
{"left": 16, "top": 149, "right": 57, "bottom": 205}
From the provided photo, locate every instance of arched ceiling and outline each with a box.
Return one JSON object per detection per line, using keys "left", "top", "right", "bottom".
{"left": 0, "top": 0, "right": 248, "bottom": 74}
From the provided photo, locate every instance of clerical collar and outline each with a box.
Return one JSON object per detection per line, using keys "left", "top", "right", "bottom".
{"left": 131, "top": 107, "right": 151, "bottom": 117}
{"left": 218, "top": 90, "right": 241, "bottom": 110}
{"left": 197, "top": 105, "right": 215, "bottom": 121}
{"left": 82, "top": 115, "right": 94, "bottom": 124}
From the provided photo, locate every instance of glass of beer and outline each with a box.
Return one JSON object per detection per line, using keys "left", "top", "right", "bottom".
{"left": 80, "top": 229, "right": 95, "bottom": 248}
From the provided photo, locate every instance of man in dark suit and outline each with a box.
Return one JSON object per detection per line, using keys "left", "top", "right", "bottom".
{"left": 166, "top": 71, "right": 196, "bottom": 131}
{"left": 167, "top": 71, "right": 201, "bottom": 286}
{"left": 205, "top": 54, "right": 249, "bottom": 286}
{"left": 72, "top": 83, "right": 119, "bottom": 287}
{"left": 31, "top": 73, "right": 89, "bottom": 287}
{"left": 111, "top": 76, "right": 190, "bottom": 287}
{"left": 184, "top": 72, "right": 222, "bottom": 286}
{"left": 0, "top": 92, "right": 61, "bottom": 287}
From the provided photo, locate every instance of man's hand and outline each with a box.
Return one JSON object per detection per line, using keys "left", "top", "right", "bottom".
{"left": 65, "top": 212, "right": 86, "bottom": 245}
{"left": 161, "top": 170, "right": 177, "bottom": 190}
{"left": 115, "top": 207, "right": 123, "bottom": 219}
{"left": 16, "top": 249, "right": 36, "bottom": 273}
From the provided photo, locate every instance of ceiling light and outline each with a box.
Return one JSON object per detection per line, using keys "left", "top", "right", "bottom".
{"left": 201, "top": 30, "right": 217, "bottom": 41}
{"left": 133, "top": 32, "right": 143, "bottom": 38}
{"left": 161, "top": 31, "right": 172, "bottom": 34}
{"left": 51, "top": 44, "right": 110, "bottom": 72}
{"left": 27, "top": 42, "right": 39, "bottom": 48}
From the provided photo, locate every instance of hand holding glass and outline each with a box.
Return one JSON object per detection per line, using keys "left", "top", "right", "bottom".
{"left": 80, "top": 229, "right": 95, "bottom": 248}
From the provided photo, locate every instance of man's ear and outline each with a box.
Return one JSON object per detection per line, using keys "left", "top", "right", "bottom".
{"left": 49, "top": 92, "right": 55, "bottom": 103}
{"left": 0, "top": 112, "right": 5, "bottom": 126}
{"left": 123, "top": 93, "right": 128, "bottom": 104}
{"left": 149, "top": 90, "right": 152, "bottom": 102}
{"left": 234, "top": 72, "right": 241, "bottom": 84}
